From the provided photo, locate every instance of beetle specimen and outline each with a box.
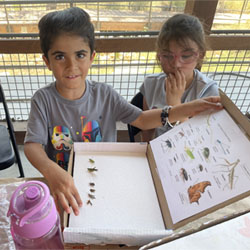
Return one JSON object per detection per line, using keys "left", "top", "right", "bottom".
{"left": 90, "top": 189, "right": 95, "bottom": 193}
{"left": 89, "top": 158, "right": 95, "bottom": 163}
{"left": 87, "top": 200, "right": 93, "bottom": 206}
{"left": 87, "top": 167, "right": 98, "bottom": 172}
{"left": 89, "top": 182, "right": 95, "bottom": 186}
{"left": 88, "top": 193, "right": 96, "bottom": 199}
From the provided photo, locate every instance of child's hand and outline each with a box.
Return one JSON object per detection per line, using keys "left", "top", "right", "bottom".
{"left": 47, "top": 165, "right": 83, "bottom": 216}
{"left": 169, "top": 96, "right": 223, "bottom": 123}
{"left": 166, "top": 69, "right": 186, "bottom": 106}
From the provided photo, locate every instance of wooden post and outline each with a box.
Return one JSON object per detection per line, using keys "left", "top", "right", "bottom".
{"left": 184, "top": 0, "right": 219, "bottom": 34}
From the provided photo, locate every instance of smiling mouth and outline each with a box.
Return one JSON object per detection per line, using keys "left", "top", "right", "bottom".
{"left": 67, "top": 75, "right": 79, "bottom": 79}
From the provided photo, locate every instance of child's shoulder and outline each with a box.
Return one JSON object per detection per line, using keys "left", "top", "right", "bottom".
{"left": 87, "top": 79, "right": 118, "bottom": 96}
{"left": 87, "top": 79, "right": 113, "bottom": 90}
{"left": 145, "top": 72, "right": 165, "bottom": 80}
{"left": 32, "top": 82, "right": 54, "bottom": 98}
{"left": 144, "top": 73, "right": 166, "bottom": 85}
{"left": 195, "top": 69, "right": 217, "bottom": 85}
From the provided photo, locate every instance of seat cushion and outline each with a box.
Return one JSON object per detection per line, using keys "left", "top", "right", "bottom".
{"left": 0, "top": 125, "right": 15, "bottom": 169}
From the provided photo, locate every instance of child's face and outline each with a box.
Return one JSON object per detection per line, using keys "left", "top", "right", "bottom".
{"left": 158, "top": 39, "right": 201, "bottom": 81}
{"left": 43, "top": 34, "right": 95, "bottom": 98}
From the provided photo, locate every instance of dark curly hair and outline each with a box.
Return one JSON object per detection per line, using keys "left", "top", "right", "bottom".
{"left": 39, "top": 7, "right": 95, "bottom": 59}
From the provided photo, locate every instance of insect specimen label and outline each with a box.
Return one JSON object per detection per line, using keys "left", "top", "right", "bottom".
{"left": 150, "top": 109, "right": 250, "bottom": 224}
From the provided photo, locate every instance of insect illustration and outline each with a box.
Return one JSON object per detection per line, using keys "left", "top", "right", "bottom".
{"left": 185, "top": 146, "right": 195, "bottom": 160}
{"left": 216, "top": 158, "right": 240, "bottom": 189}
{"left": 161, "top": 138, "right": 173, "bottom": 153}
{"left": 188, "top": 181, "right": 211, "bottom": 204}
{"left": 179, "top": 131, "right": 185, "bottom": 138}
{"left": 180, "top": 168, "right": 188, "bottom": 181}
{"left": 165, "top": 139, "right": 172, "bottom": 148}
{"left": 198, "top": 164, "right": 203, "bottom": 172}
{"left": 203, "top": 147, "right": 210, "bottom": 159}
{"left": 216, "top": 139, "right": 230, "bottom": 154}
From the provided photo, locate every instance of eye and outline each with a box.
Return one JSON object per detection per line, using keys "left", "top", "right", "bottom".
{"left": 162, "top": 54, "right": 174, "bottom": 60}
{"left": 181, "top": 54, "right": 193, "bottom": 59}
{"left": 77, "top": 52, "right": 86, "bottom": 59}
{"left": 55, "top": 54, "right": 64, "bottom": 60}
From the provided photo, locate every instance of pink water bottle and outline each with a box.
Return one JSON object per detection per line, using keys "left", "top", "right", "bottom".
{"left": 7, "top": 180, "right": 64, "bottom": 249}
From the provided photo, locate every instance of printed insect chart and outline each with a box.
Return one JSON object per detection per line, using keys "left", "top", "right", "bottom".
{"left": 150, "top": 109, "right": 250, "bottom": 224}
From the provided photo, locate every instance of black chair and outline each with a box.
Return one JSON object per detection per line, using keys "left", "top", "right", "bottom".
{"left": 127, "top": 92, "right": 144, "bottom": 142}
{"left": 0, "top": 84, "right": 24, "bottom": 177}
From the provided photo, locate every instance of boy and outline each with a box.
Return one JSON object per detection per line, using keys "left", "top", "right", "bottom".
{"left": 24, "top": 7, "right": 222, "bottom": 216}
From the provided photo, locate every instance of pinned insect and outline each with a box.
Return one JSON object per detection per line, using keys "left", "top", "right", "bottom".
{"left": 89, "top": 158, "right": 95, "bottom": 163}
{"left": 87, "top": 167, "right": 98, "bottom": 172}
{"left": 90, "top": 189, "right": 95, "bottom": 193}
{"left": 87, "top": 200, "right": 93, "bottom": 206}
{"left": 89, "top": 182, "right": 95, "bottom": 187}
{"left": 88, "top": 193, "right": 96, "bottom": 199}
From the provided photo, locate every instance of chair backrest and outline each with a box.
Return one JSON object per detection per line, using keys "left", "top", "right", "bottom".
{"left": 127, "top": 92, "right": 144, "bottom": 142}
{"left": 0, "top": 84, "right": 24, "bottom": 177}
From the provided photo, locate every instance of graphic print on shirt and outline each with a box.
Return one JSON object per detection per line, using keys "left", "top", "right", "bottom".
{"left": 51, "top": 125, "right": 73, "bottom": 170}
{"left": 81, "top": 116, "right": 102, "bottom": 142}
{"left": 51, "top": 125, "right": 73, "bottom": 151}
{"left": 56, "top": 152, "right": 70, "bottom": 171}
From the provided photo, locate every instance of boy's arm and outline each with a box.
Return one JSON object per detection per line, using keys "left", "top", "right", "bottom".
{"left": 131, "top": 96, "right": 223, "bottom": 130}
{"left": 24, "top": 142, "right": 82, "bottom": 215}
{"left": 141, "top": 97, "right": 156, "bottom": 142}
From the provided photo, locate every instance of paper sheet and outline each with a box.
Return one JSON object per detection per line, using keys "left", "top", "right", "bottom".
{"left": 150, "top": 109, "right": 250, "bottom": 224}
{"left": 148, "top": 211, "right": 250, "bottom": 250}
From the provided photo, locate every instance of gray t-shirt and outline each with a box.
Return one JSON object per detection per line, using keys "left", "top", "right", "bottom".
{"left": 139, "top": 69, "right": 219, "bottom": 137}
{"left": 25, "top": 79, "right": 141, "bottom": 169}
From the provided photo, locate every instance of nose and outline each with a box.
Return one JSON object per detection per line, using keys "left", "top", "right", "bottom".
{"left": 172, "top": 56, "right": 182, "bottom": 68}
{"left": 66, "top": 57, "right": 77, "bottom": 69}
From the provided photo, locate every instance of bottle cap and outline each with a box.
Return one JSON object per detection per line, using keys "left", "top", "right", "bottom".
{"left": 7, "top": 181, "right": 58, "bottom": 239}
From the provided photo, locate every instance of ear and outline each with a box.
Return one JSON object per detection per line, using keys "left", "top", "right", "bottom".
{"left": 90, "top": 50, "right": 96, "bottom": 63}
{"left": 199, "top": 51, "right": 205, "bottom": 60}
{"left": 156, "top": 53, "right": 161, "bottom": 61}
{"left": 42, "top": 55, "right": 52, "bottom": 71}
